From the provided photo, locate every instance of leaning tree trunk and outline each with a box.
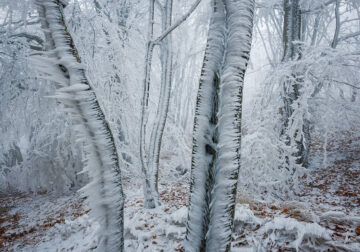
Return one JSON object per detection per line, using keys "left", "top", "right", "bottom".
{"left": 34, "top": 1, "right": 124, "bottom": 251}
{"left": 280, "top": 0, "right": 310, "bottom": 168}
{"left": 185, "top": 0, "right": 254, "bottom": 251}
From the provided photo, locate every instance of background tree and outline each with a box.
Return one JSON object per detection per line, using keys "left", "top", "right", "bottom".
{"left": 280, "top": 0, "right": 310, "bottom": 169}
{"left": 239, "top": 0, "right": 360, "bottom": 199}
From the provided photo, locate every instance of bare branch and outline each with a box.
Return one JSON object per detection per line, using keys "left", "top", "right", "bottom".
{"left": 255, "top": 2, "right": 281, "bottom": 10}
{"left": 302, "top": 0, "right": 336, "bottom": 14}
{"left": 9, "top": 32, "right": 44, "bottom": 45}
{"left": 0, "top": 19, "right": 40, "bottom": 28}
{"left": 332, "top": 79, "right": 360, "bottom": 89}
{"left": 331, "top": 0, "right": 340, "bottom": 48}
{"left": 339, "top": 31, "right": 360, "bottom": 42}
{"left": 153, "top": 0, "right": 201, "bottom": 44}
{"left": 154, "top": 0, "right": 164, "bottom": 10}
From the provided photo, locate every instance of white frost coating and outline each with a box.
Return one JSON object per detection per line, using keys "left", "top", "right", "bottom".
{"left": 169, "top": 206, "right": 188, "bottom": 226}
{"left": 147, "top": 0, "right": 173, "bottom": 203}
{"left": 206, "top": 0, "right": 255, "bottom": 251}
{"left": 57, "top": 83, "right": 90, "bottom": 92}
{"left": 231, "top": 248, "right": 255, "bottom": 252}
{"left": 32, "top": 1, "right": 124, "bottom": 251}
{"left": 140, "top": 0, "right": 203, "bottom": 209}
{"left": 234, "top": 204, "right": 262, "bottom": 225}
{"left": 320, "top": 211, "right": 360, "bottom": 225}
{"left": 185, "top": 0, "right": 254, "bottom": 251}
{"left": 184, "top": 0, "right": 226, "bottom": 250}
{"left": 259, "top": 217, "right": 332, "bottom": 251}
{"left": 282, "top": 0, "right": 301, "bottom": 62}
{"left": 166, "top": 225, "right": 186, "bottom": 239}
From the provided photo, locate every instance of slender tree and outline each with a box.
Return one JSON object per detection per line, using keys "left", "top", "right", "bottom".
{"left": 185, "top": 0, "right": 255, "bottom": 251}
{"left": 148, "top": 0, "right": 174, "bottom": 199}
{"left": 34, "top": 1, "right": 124, "bottom": 251}
{"left": 139, "top": 0, "right": 158, "bottom": 208}
{"left": 139, "top": 0, "right": 202, "bottom": 208}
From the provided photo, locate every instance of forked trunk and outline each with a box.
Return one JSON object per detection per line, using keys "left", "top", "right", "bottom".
{"left": 185, "top": 0, "right": 254, "bottom": 251}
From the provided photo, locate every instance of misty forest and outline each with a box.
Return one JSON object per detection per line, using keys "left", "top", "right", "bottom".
{"left": 1, "top": 0, "right": 360, "bottom": 251}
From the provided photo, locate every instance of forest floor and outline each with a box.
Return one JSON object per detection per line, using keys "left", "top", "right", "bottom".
{"left": 1, "top": 132, "right": 360, "bottom": 251}
{"left": 231, "top": 132, "right": 360, "bottom": 251}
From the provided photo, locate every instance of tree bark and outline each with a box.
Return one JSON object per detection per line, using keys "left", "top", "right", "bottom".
{"left": 148, "top": 0, "right": 173, "bottom": 196}
{"left": 280, "top": 0, "right": 310, "bottom": 169}
{"left": 139, "top": 0, "right": 202, "bottom": 208}
{"left": 185, "top": 0, "right": 254, "bottom": 250}
{"left": 35, "top": 1, "right": 124, "bottom": 250}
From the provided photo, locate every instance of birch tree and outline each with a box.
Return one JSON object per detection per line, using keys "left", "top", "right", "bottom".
{"left": 33, "top": 0, "right": 124, "bottom": 251}
{"left": 185, "top": 0, "right": 255, "bottom": 250}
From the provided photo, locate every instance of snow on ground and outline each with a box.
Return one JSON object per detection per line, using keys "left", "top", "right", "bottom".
{"left": 232, "top": 131, "right": 360, "bottom": 251}
{"left": 0, "top": 191, "right": 96, "bottom": 251}
{"left": 1, "top": 133, "right": 360, "bottom": 251}
{"left": 0, "top": 177, "right": 190, "bottom": 252}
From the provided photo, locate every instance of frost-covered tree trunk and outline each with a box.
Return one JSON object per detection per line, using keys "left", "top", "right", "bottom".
{"left": 185, "top": 0, "right": 254, "bottom": 251}
{"left": 148, "top": 0, "right": 173, "bottom": 196}
{"left": 280, "top": 0, "right": 310, "bottom": 168}
{"left": 34, "top": 1, "right": 124, "bottom": 251}
{"left": 140, "top": 0, "right": 202, "bottom": 208}
{"left": 140, "top": 0, "right": 158, "bottom": 209}
{"left": 331, "top": 0, "right": 340, "bottom": 49}
{"left": 185, "top": 1, "right": 226, "bottom": 248}
{"left": 282, "top": 0, "right": 301, "bottom": 62}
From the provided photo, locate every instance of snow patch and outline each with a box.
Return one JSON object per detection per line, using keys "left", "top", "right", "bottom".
{"left": 169, "top": 206, "right": 188, "bottom": 227}
{"left": 259, "top": 217, "right": 332, "bottom": 250}
{"left": 234, "top": 204, "right": 263, "bottom": 225}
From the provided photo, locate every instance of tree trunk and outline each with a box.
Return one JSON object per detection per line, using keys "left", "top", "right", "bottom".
{"left": 185, "top": 0, "right": 254, "bottom": 251}
{"left": 35, "top": 1, "right": 124, "bottom": 251}
{"left": 140, "top": 0, "right": 158, "bottom": 209}
{"left": 280, "top": 0, "right": 310, "bottom": 168}
{"left": 140, "top": 0, "right": 201, "bottom": 208}
{"left": 148, "top": 0, "right": 173, "bottom": 197}
{"left": 282, "top": 0, "right": 301, "bottom": 62}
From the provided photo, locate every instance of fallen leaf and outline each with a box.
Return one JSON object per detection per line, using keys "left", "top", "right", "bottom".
{"left": 335, "top": 225, "right": 347, "bottom": 233}
{"left": 355, "top": 226, "right": 360, "bottom": 236}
